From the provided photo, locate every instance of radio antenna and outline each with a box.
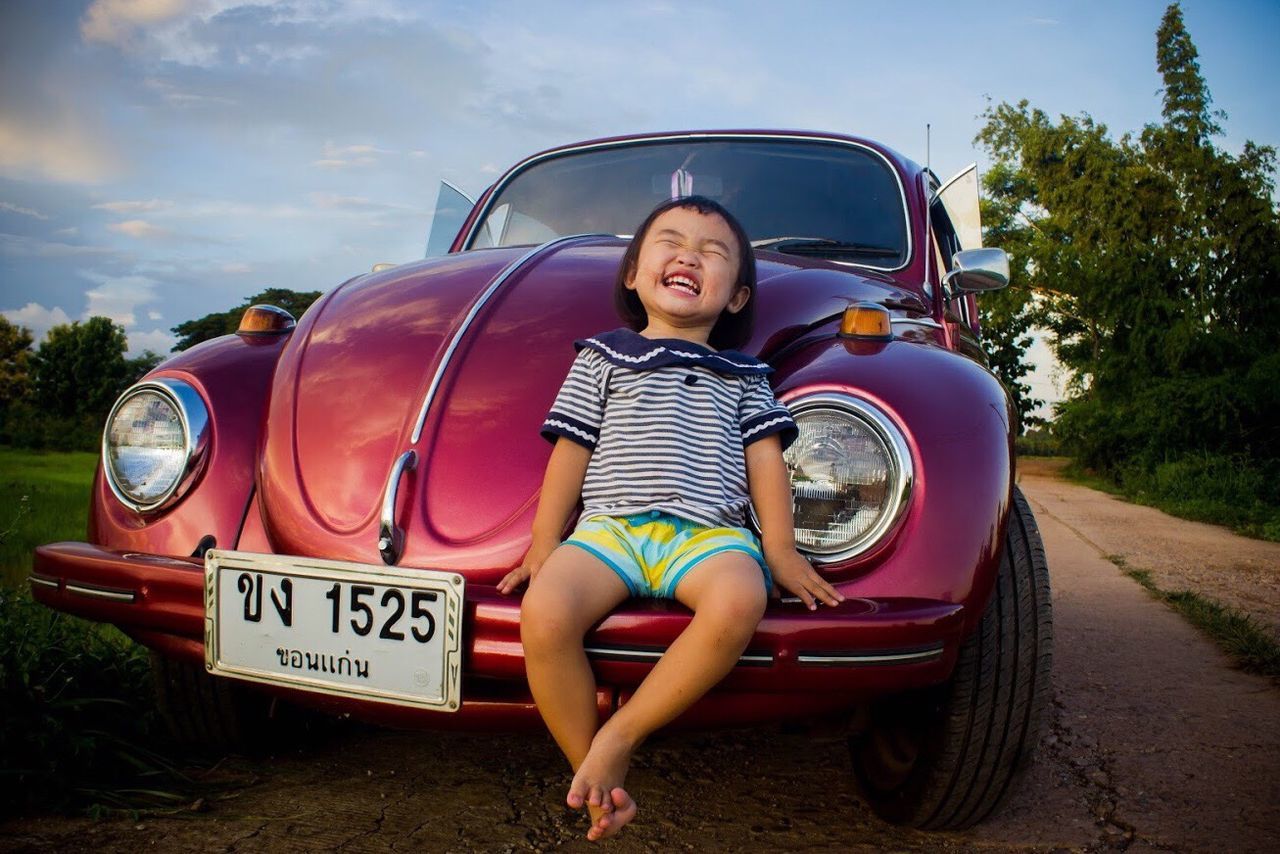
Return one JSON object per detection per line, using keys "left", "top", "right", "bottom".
{"left": 927, "top": 123, "right": 931, "bottom": 171}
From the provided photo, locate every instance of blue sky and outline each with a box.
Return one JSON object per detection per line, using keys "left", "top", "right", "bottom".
{"left": 2, "top": 0, "right": 1277, "bottom": 410}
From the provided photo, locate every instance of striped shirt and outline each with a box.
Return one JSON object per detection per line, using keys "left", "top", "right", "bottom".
{"left": 541, "top": 328, "right": 797, "bottom": 529}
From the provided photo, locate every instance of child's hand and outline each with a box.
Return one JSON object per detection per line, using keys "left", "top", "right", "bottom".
{"left": 497, "top": 535, "right": 559, "bottom": 595}
{"left": 766, "top": 546, "right": 845, "bottom": 611}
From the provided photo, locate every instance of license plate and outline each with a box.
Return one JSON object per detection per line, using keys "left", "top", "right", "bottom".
{"left": 204, "top": 550, "right": 464, "bottom": 711}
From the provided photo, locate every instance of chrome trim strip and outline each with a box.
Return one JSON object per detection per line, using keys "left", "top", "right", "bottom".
{"left": 65, "top": 583, "right": 137, "bottom": 603}
{"left": 890, "top": 317, "right": 943, "bottom": 329}
{"left": 767, "top": 392, "right": 915, "bottom": 566}
{"left": 377, "top": 450, "right": 417, "bottom": 565}
{"left": 28, "top": 575, "right": 59, "bottom": 590}
{"left": 797, "top": 647, "right": 943, "bottom": 666}
{"left": 102, "top": 378, "right": 210, "bottom": 514}
{"left": 409, "top": 233, "right": 608, "bottom": 444}
{"left": 585, "top": 646, "right": 772, "bottom": 666}
{"left": 460, "top": 132, "right": 913, "bottom": 273}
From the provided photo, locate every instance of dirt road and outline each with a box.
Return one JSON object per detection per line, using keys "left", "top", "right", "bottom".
{"left": 4, "top": 463, "right": 1278, "bottom": 852}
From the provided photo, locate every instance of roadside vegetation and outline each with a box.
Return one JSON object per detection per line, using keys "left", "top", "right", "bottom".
{"left": 0, "top": 448, "right": 203, "bottom": 817}
{"left": 1106, "top": 555, "right": 1280, "bottom": 679}
{"left": 980, "top": 4, "right": 1280, "bottom": 541}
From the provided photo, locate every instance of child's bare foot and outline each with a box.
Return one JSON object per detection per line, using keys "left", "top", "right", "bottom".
{"left": 588, "top": 787, "right": 637, "bottom": 841}
{"left": 567, "top": 730, "right": 638, "bottom": 840}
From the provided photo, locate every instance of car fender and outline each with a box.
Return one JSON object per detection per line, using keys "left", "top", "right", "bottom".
{"left": 772, "top": 333, "right": 1014, "bottom": 638}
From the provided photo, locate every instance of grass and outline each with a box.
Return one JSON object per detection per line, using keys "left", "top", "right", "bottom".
{"left": 0, "top": 446, "right": 98, "bottom": 586}
{"left": 1106, "top": 555, "right": 1280, "bottom": 679}
{"left": 0, "top": 445, "right": 207, "bottom": 817}
{"left": 1060, "top": 456, "right": 1280, "bottom": 543}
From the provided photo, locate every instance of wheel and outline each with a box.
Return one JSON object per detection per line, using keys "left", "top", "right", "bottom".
{"left": 150, "top": 653, "right": 275, "bottom": 752}
{"left": 849, "top": 486, "right": 1053, "bottom": 829}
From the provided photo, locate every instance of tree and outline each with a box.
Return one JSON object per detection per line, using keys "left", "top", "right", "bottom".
{"left": 30, "top": 317, "right": 130, "bottom": 420}
{"left": 0, "top": 316, "right": 34, "bottom": 414}
{"left": 171, "top": 288, "right": 322, "bottom": 351}
{"left": 975, "top": 3, "right": 1280, "bottom": 473}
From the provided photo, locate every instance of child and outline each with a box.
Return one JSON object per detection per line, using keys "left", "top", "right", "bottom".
{"left": 497, "top": 195, "right": 844, "bottom": 841}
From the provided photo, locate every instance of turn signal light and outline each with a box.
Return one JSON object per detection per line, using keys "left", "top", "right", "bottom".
{"left": 839, "top": 304, "right": 892, "bottom": 339}
{"left": 238, "top": 304, "right": 297, "bottom": 335}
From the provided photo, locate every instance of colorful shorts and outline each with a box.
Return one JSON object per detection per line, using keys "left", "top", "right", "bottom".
{"left": 565, "top": 511, "right": 771, "bottom": 599}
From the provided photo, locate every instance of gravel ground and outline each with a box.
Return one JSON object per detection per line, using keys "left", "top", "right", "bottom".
{"left": 4, "top": 463, "right": 1277, "bottom": 852}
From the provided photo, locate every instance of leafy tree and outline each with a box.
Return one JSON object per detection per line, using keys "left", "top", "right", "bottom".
{"left": 0, "top": 317, "right": 34, "bottom": 414}
{"left": 126, "top": 350, "right": 164, "bottom": 382}
{"left": 171, "top": 288, "right": 321, "bottom": 351}
{"left": 976, "top": 3, "right": 1280, "bottom": 477}
{"left": 30, "top": 317, "right": 130, "bottom": 420}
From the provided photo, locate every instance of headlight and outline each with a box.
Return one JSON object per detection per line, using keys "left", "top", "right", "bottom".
{"left": 781, "top": 394, "right": 912, "bottom": 562}
{"left": 103, "top": 379, "right": 209, "bottom": 512}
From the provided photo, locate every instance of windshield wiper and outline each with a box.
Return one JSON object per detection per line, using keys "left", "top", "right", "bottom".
{"left": 751, "top": 237, "right": 900, "bottom": 259}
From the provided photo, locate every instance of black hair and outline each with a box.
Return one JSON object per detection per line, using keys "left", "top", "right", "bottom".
{"left": 613, "top": 195, "right": 756, "bottom": 351}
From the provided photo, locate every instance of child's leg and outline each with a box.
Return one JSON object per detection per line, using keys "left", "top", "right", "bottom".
{"left": 571, "top": 551, "right": 767, "bottom": 839}
{"left": 520, "top": 545, "right": 630, "bottom": 817}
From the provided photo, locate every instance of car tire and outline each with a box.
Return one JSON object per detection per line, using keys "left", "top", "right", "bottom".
{"left": 150, "top": 653, "right": 275, "bottom": 751}
{"left": 849, "top": 485, "right": 1053, "bottom": 829}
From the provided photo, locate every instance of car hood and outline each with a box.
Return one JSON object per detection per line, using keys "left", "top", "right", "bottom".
{"left": 257, "top": 236, "right": 925, "bottom": 579}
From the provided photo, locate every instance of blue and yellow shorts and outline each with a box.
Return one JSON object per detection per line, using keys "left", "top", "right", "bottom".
{"left": 565, "top": 511, "right": 771, "bottom": 599}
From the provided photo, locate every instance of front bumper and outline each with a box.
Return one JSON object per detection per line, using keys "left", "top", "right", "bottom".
{"left": 32, "top": 542, "right": 965, "bottom": 727}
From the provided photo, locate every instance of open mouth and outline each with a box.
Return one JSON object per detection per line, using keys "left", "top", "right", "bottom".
{"left": 663, "top": 274, "right": 701, "bottom": 296}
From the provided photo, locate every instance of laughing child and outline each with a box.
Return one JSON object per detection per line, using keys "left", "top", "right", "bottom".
{"left": 498, "top": 195, "right": 844, "bottom": 840}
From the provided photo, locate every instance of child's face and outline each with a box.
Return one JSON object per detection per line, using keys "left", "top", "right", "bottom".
{"left": 626, "top": 206, "right": 748, "bottom": 341}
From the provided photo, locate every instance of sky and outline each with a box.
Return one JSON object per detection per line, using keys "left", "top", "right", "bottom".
{"left": 2, "top": 0, "right": 1278, "bottom": 415}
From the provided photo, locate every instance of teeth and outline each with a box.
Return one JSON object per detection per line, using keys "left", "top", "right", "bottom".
{"left": 664, "top": 275, "right": 699, "bottom": 294}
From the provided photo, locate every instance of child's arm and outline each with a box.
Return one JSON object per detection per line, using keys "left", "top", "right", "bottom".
{"left": 745, "top": 434, "right": 846, "bottom": 611}
{"left": 497, "top": 438, "right": 593, "bottom": 594}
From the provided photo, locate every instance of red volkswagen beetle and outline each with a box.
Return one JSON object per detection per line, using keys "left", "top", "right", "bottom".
{"left": 31, "top": 131, "right": 1051, "bottom": 829}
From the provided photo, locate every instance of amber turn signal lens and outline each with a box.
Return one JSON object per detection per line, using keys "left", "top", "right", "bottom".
{"left": 839, "top": 304, "right": 892, "bottom": 339}
{"left": 238, "top": 304, "right": 297, "bottom": 335}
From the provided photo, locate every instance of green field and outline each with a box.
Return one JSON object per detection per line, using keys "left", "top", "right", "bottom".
{"left": 0, "top": 447, "right": 98, "bottom": 587}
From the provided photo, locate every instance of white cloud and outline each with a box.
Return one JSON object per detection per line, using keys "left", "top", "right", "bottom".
{"left": 108, "top": 219, "right": 172, "bottom": 239}
{"left": 0, "top": 202, "right": 50, "bottom": 220}
{"left": 1, "top": 302, "right": 74, "bottom": 344}
{"left": 147, "top": 310, "right": 163, "bottom": 320}
{"left": 82, "top": 272, "right": 160, "bottom": 327}
{"left": 220, "top": 262, "right": 251, "bottom": 274}
{"left": 0, "top": 233, "right": 116, "bottom": 259}
{"left": 311, "top": 142, "right": 393, "bottom": 170}
{"left": 126, "top": 327, "right": 177, "bottom": 357}
{"left": 54, "top": 227, "right": 79, "bottom": 237}
{"left": 94, "top": 199, "right": 174, "bottom": 214}
{"left": 80, "top": 0, "right": 191, "bottom": 48}
{"left": 0, "top": 116, "right": 120, "bottom": 184}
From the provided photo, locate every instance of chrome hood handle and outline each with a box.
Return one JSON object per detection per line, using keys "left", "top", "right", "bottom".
{"left": 378, "top": 450, "right": 416, "bottom": 565}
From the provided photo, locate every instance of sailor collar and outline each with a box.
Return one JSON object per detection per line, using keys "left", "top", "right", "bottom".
{"left": 575, "top": 328, "right": 772, "bottom": 376}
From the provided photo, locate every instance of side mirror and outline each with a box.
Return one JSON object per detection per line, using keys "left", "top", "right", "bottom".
{"left": 942, "top": 247, "right": 1009, "bottom": 294}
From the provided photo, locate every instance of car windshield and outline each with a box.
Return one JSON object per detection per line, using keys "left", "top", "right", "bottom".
{"left": 467, "top": 138, "right": 909, "bottom": 269}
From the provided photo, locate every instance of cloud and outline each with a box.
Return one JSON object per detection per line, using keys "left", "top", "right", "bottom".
{"left": 220, "top": 261, "right": 251, "bottom": 274}
{"left": 125, "top": 327, "right": 177, "bottom": 356}
{"left": 94, "top": 199, "right": 174, "bottom": 214}
{"left": 311, "top": 142, "right": 394, "bottom": 169}
{"left": 1, "top": 302, "right": 74, "bottom": 344}
{"left": 0, "top": 116, "right": 121, "bottom": 184}
{"left": 82, "top": 272, "right": 160, "bottom": 327}
{"left": 0, "top": 201, "right": 50, "bottom": 220}
{"left": 307, "top": 192, "right": 408, "bottom": 213}
{"left": 80, "top": 0, "right": 191, "bottom": 48}
{"left": 0, "top": 233, "right": 117, "bottom": 259}
{"left": 107, "top": 219, "right": 173, "bottom": 239}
